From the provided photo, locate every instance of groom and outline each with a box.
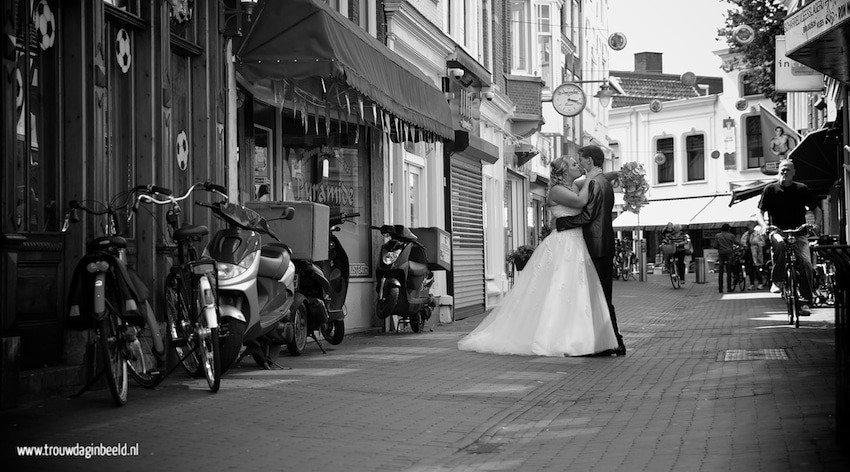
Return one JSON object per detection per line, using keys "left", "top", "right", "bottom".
{"left": 555, "top": 145, "right": 626, "bottom": 356}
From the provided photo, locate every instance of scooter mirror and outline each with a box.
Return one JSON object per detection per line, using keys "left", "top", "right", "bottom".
{"left": 281, "top": 207, "right": 295, "bottom": 220}
{"left": 331, "top": 225, "right": 341, "bottom": 232}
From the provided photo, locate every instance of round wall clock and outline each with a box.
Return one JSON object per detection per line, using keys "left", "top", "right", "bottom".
{"left": 552, "top": 82, "right": 587, "bottom": 117}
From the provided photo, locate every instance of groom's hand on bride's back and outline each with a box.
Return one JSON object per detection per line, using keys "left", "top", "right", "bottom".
{"left": 555, "top": 216, "right": 573, "bottom": 232}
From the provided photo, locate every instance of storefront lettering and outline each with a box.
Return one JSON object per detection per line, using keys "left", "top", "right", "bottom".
{"left": 294, "top": 178, "right": 356, "bottom": 206}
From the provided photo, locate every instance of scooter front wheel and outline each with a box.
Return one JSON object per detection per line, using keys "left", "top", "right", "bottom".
{"left": 287, "top": 299, "right": 309, "bottom": 356}
{"left": 377, "top": 286, "right": 400, "bottom": 319}
{"left": 218, "top": 318, "right": 246, "bottom": 374}
{"left": 321, "top": 319, "right": 345, "bottom": 345}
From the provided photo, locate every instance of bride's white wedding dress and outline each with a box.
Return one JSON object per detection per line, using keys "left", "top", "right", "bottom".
{"left": 457, "top": 201, "right": 618, "bottom": 357}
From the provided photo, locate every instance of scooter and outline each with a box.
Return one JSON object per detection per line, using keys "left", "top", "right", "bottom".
{"left": 371, "top": 224, "right": 436, "bottom": 333}
{"left": 288, "top": 212, "right": 358, "bottom": 355}
{"left": 197, "top": 199, "right": 302, "bottom": 371}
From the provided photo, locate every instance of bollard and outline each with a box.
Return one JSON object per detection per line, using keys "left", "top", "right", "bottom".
{"left": 695, "top": 256, "right": 706, "bottom": 284}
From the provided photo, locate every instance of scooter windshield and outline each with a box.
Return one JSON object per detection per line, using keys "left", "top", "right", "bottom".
{"left": 216, "top": 203, "right": 269, "bottom": 232}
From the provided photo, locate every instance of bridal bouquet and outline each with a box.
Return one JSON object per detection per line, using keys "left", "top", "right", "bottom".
{"left": 618, "top": 162, "right": 649, "bottom": 214}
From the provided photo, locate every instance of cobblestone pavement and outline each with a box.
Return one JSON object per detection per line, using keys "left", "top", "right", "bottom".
{"left": 3, "top": 274, "right": 849, "bottom": 471}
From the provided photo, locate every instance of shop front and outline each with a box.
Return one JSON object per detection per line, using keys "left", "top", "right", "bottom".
{"left": 783, "top": 0, "right": 850, "bottom": 446}
{"left": 1, "top": 0, "right": 227, "bottom": 406}
{"left": 233, "top": 0, "right": 453, "bottom": 330}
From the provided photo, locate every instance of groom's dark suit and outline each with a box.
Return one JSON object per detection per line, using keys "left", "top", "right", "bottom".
{"left": 555, "top": 172, "right": 625, "bottom": 349}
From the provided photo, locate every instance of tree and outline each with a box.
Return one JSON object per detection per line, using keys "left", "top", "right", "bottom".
{"left": 717, "top": 0, "right": 788, "bottom": 114}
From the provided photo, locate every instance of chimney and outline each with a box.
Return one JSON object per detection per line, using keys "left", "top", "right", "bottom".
{"left": 634, "top": 52, "right": 663, "bottom": 74}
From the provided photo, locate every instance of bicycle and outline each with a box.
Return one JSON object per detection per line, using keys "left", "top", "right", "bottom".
{"left": 620, "top": 252, "right": 636, "bottom": 281}
{"left": 667, "top": 254, "right": 682, "bottom": 289}
{"left": 769, "top": 223, "right": 816, "bottom": 328}
{"left": 137, "top": 182, "right": 228, "bottom": 392}
{"left": 63, "top": 185, "right": 169, "bottom": 405}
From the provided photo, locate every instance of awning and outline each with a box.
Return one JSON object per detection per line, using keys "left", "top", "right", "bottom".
{"left": 612, "top": 196, "right": 714, "bottom": 231}
{"left": 787, "top": 126, "right": 842, "bottom": 197}
{"left": 689, "top": 196, "right": 760, "bottom": 230}
{"left": 729, "top": 181, "right": 770, "bottom": 206}
{"left": 236, "top": 0, "right": 453, "bottom": 140}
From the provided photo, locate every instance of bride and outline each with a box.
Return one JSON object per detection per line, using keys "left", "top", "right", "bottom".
{"left": 457, "top": 156, "right": 619, "bottom": 357}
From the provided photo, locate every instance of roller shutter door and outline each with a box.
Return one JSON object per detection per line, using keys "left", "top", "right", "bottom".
{"left": 450, "top": 156, "right": 485, "bottom": 319}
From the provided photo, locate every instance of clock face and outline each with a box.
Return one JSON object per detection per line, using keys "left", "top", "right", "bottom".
{"left": 552, "top": 83, "right": 586, "bottom": 117}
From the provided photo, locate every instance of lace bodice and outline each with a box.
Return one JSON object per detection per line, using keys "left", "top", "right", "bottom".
{"left": 549, "top": 203, "right": 581, "bottom": 219}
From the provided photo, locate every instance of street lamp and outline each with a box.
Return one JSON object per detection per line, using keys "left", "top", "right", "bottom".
{"left": 593, "top": 82, "right": 616, "bottom": 108}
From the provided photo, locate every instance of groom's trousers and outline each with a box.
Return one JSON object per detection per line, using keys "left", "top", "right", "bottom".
{"left": 592, "top": 256, "right": 624, "bottom": 347}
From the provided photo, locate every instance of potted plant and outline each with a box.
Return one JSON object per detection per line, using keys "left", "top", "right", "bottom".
{"left": 506, "top": 244, "right": 535, "bottom": 271}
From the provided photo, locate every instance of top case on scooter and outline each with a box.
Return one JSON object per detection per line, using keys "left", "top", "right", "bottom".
{"left": 259, "top": 243, "right": 291, "bottom": 280}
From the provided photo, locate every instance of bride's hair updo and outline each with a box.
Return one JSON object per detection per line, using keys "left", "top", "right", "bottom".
{"left": 548, "top": 156, "right": 572, "bottom": 190}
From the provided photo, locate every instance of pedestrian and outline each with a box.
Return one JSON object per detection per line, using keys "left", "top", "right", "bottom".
{"left": 740, "top": 221, "right": 766, "bottom": 290}
{"left": 714, "top": 223, "right": 738, "bottom": 293}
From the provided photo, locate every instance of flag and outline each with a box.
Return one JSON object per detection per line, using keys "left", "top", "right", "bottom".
{"left": 758, "top": 103, "right": 800, "bottom": 167}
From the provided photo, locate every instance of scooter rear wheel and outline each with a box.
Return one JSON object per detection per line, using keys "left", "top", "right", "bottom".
{"left": 409, "top": 312, "right": 422, "bottom": 333}
{"left": 321, "top": 319, "right": 345, "bottom": 345}
{"left": 287, "top": 300, "right": 309, "bottom": 356}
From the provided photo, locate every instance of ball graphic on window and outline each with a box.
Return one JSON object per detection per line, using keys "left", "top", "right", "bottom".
{"left": 176, "top": 131, "right": 189, "bottom": 171}
{"left": 116, "top": 29, "right": 132, "bottom": 74}
{"left": 33, "top": 0, "right": 56, "bottom": 50}
{"left": 654, "top": 152, "right": 667, "bottom": 165}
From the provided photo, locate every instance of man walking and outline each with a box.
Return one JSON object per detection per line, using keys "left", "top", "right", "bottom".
{"left": 714, "top": 224, "right": 738, "bottom": 293}
{"left": 556, "top": 145, "right": 625, "bottom": 356}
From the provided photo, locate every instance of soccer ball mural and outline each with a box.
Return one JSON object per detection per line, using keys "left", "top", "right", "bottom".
{"left": 176, "top": 131, "right": 189, "bottom": 171}
{"left": 32, "top": 0, "right": 56, "bottom": 50}
{"left": 116, "top": 29, "right": 132, "bottom": 74}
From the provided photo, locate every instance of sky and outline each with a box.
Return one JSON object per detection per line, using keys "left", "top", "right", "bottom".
{"left": 608, "top": 0, "right": 735, "bottom": 77}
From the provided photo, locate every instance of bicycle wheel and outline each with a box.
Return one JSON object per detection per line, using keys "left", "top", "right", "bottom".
{"left": 197, "top": 310, "right": 221, "bottom": 392}
{"left": 126, "top": 301, "right": 164, "bottom": 388}
{"left": 785, "top": 266, "right": 795, "bottom": 326}
{"left": 99, "top": 300, "right": 128, "bottom": 406}
{"left": 621, "top": 262, "right": 630, "bottom": 281}
{"left": 790, "top": 271, "right": 800, "bottom": 329}
{"left": 165, "top": 277, "right": 201, "bottom": 377}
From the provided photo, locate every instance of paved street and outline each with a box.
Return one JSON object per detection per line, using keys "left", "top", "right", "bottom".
{"left": 3, "top": 273, "right": 849, "bottom": 472}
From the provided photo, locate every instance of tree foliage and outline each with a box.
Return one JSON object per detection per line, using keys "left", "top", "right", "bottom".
{"left": 718, "top": 0, "right": 788, "bottom": 114}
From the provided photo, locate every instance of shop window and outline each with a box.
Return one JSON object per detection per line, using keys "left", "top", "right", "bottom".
{"left": 655, "top": 137, "right": 674, "bottom": 184}
{"left": 253, "top": 125, "right": 273, "bottom": 201}
{"left": 510, "top": 0, "right": 531, "bottom": 73}
{"left": 685, "top": 134, "right": 705, "bottom": 181}
{"left": 745, "top": 115, "right": 764, "bottom": 169}
{"left": 11, "top": 0, "right": 63, "bottom": 233}
{"left": 103, "top": 0, "right": 139, "bottom": 14}
{"left": 283, "top": 128, "right": 372, "bottom": 277}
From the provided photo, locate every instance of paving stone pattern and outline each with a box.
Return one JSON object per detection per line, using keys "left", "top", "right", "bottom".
{"left": 3, "top": 274, "right": 848, "bottom": 471}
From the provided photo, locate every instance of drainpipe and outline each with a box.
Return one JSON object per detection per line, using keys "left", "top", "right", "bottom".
{"left": 225, "top": 38, "right": 239, "bottom": 202}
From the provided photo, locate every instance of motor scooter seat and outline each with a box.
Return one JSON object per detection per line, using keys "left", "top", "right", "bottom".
{"left": 173, "top": 224, "right": 209, "bottom": 241}
{"left": 89, "top": 235, "right": 127, "bottom": 250}
{"left": 408, "top": 260, "right": 429, "bottom": 277}
{"left": 259, "top": 244, "right": 291, "bottom": 280}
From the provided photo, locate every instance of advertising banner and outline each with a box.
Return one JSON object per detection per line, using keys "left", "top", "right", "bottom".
{"left": 774, "top": 36, "right": 823, "bottom": 92}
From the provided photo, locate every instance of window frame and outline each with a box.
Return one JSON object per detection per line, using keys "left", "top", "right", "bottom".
{"left": 509, "top": 0, "right": 532, "bottom": 74}
{"left": 744, "top": 114, "right": 764, "bottom": 169}
{"left": 684, "top": 133, "right": 706, "bottom": 182}
{"left": 654, "top": 136, "right": 675, "bottom": 184}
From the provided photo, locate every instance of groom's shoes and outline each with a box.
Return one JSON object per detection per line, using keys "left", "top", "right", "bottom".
{"left": 613, "top": 345, "right": 627, "bottom": 356}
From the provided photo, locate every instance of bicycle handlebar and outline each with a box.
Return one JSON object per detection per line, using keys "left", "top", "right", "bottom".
{"left": 136, "top": 182, "right": 227, "bottom": 207}
{"left": 770, "top": 223, "right": 817, "bottom": 237}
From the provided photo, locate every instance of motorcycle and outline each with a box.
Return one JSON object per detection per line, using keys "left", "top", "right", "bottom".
{"left": 197, "top": 199, "right": 302, "bottom": 371}
{"left": 288, "top": 211, "right": 358, "bottom": 355}
{"left": 371, "top": 224, "right": 436, "bottom": 333}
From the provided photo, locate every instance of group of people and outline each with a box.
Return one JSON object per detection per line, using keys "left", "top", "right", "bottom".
{"left": 456, "top": 152, "right": 821, "bottom": 359}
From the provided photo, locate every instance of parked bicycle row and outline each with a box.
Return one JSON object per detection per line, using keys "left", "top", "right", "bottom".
{"left": 62, "top": 183, "right": 440, "bottom": 405}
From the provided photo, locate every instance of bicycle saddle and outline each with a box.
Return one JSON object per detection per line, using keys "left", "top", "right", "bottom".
{"left": 173, "top": 224, "right": 209, "bottom": 241}
{"left": 89, "top": 235, "right": 127, "bottom": 251}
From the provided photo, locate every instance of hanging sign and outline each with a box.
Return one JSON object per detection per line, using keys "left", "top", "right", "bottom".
{"left": 774, "top": 36, "right": 824, "bottom": 92}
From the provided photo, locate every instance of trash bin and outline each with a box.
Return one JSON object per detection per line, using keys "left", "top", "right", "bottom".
{"left": 695, "top": 257, "right": 706, "bottom": 284}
